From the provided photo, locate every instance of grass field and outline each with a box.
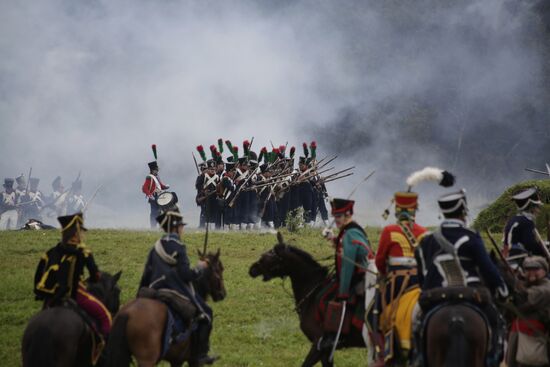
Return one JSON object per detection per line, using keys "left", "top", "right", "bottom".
{"left": 0, "top": 227, "right": 383, "bottom": 366}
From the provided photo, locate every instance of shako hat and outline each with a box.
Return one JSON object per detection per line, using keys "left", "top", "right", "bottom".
{"left": 512, "top": 187, "right": 542, "bottom": 211}
{"left": 156, "top": 207, "right": 187, "bottom": 232}
{"left": 438, "top": 190, "right": 468, "bottom": 216}
{"left": 330, "top": 198, "right": 355, "bottom": 215}
{"left": 15, "top": 174, "right": 26, "bottom": 187}
{"left": 3, "top": 178, "right": 14, "bottom": 188}
{"left": 148, "top": 161, "right": 159, "bottom": 171}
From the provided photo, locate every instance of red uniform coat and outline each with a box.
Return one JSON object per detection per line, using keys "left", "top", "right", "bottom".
{"left": 376, "top": 222, "right": 427, "bottom": 275}
{"left": 142, "top": 174, "right": 168, "bottom": 198}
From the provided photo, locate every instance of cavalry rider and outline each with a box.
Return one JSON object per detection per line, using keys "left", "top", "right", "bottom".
{"left": 139, "top": 208, "right": 217, "bottom": 366}
{"left": 373, "top": 191, "right": 427, "bottom": 365}
{"left": 142, "top": 160, "right": 170, "bottom": 229}
{"left": 33, "top": 213, "right": 112, "bottom": 338}
{"left": 319, "top": 198, "right": 373, "bottom": 350}
{"left": 507, "top": 256, "right": 550, "bottom": 367}
{"left": 503, "top": 187, "right": 549, "bottom": 259}
{"left": 0, "top": 178, "right": 18, "bottom": 230}
{"left": 415, "top": 190, "right": 509, "bottom": 366}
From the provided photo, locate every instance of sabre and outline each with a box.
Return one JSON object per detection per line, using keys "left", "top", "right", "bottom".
{"left": 329, "top": 301, "right": 347, "bottom": 362}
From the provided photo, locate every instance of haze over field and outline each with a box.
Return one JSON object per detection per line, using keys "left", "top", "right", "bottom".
{"left": 1, "top": 0, "right": 549, "bottom": 228}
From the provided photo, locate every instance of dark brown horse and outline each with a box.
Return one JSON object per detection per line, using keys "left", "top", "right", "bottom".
{"left": 424, "top": 303, "right": 488, "bottom": 367}
{"left": 21, "top": 271, "right": 122, "bottom": 367}
{"left": 249, "top": 233, "right": 365, "bottom": 367}
{"left": 105, "top": 250, "right": 226, "bottom": 367}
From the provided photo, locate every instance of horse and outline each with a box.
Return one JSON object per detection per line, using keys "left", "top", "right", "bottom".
{"left": 424, "top": 303, "right": 488, "bottom": 367}
{"left": 249, "top": 233, "right": 366, "bottom": 367}
{"left": 21, "top": 271, "right": 122, "bottom": 367}
{"left": 105, "top": 249, "right": 226, "bottom": 367}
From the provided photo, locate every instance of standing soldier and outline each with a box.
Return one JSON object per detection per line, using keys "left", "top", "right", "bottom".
{"left": 503, "top": 187, "right": 549, "bottom": 259}
{"left": 24, "top": 178, "right": 45, "bottom": 222}
{"left": 219, "top": 158, "right": 237, "bottom": 230}
{"left": 196, "top": 159, "right": 219, "bottom": 229}
{"left": 0, "top": 178, "right": 18, "bottom": 230}
{"left": 318, "top": 198, "right": 373, "bottom": 352}
{"left": 15, "top": 174, "right": 27, "bottom": 227}
{"left": 298, "top": 156, "right": 314, "bottom": 226}
{"left": 142, "top": 161, "right": 170, "bottom": 229}
{"left": 67, "top": 179, "right": 86, "bottom": 214}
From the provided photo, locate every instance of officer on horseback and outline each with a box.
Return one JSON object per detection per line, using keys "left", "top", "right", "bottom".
{"left": 503, "top": 187, "right": 549, "bottom": 260}
{"left": 139, "top": 207, "right": 217, "bottom": 366}
{"left": 319, "top": 198, "right": 373, "bottom": 352}
{"left": 372, "top": 191, "right": 427, "bottom": 365}
{"left": 415, "top": 190, "right": 509, "bottom": 366}
{"left": 33, "top": 212, "right": 112, "bottom": 338}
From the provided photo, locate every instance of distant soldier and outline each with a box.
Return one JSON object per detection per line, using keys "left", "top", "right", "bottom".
{"left": 298, "top": 156, "right": 314, "bottom": 225}
{"left": 142, "top": 161, "right": 170, "bottom": 228}
{"left": 15, "top": 174, "right": 27, "bottom": 227}
{"left": 24, "top": 178, "right": 45, "bottom": 222}
{"left": 0, "top": 178, "right": 18, "bottom": 230}
{"left": 258, "top": 163, "right": 276, "bottom": 230}
{"left": 195, "top": 161, "right": 207, "bottom": 228}
{"left": 67, "top": 179, "right": 86, "bottom": 214}
{"left": 503, "top": 187, "right": 549, "bottom": 259}
{"left": 51, "top": 176, "right": 64, "bottom": 201}
{"left": 196, "top": 160, "right": 219, "bottom": 229}
{"left": 219, "top": 159, "right": 237, "bottom": 230}
{"left": 235, "top": 156, "right": 251, "bottom": 230}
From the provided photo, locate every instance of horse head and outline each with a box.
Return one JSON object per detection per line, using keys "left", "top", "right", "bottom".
{"left": 197, "top": 248, "right": 226, "bottom": 302}
{"left": 86, "top": 270, "right": 122, "bottom": 315}
{"left": 249, "top": 232, "right": 327, "bottom": 281}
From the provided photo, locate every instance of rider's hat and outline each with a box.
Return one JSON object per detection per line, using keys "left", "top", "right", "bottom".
{"left": 437, "top": 190, "right": 468, "bottom": 216}
{"left": 156, "top": 207, "right": 187, "bottom": 232}
{"left": 512, "top": 187, "right": 542, "bottom": 211}
{"left": 330, "top": 198, "right": 355, "bottom": 216}
{"left": 58, "top": 212, "right": 87, "bottom": 241}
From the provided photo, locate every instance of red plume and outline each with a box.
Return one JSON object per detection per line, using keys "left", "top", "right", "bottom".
{"left": 279, "top": 145, "right": 286, "bottom": 152}
{"left": 311, "top": 141, "right": 317, "bottom": 148}
{"left": 197, "top": 145, "right": 204, "bottom": 152}
{"left": 261, "top": 147, "right": 268, "bottom": 153}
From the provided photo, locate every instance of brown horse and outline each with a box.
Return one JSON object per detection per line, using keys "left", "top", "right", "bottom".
{"left": 424, "top": 303, "right": 488, "bottom": 367}
{"left": 249, "top": 233, "right": 366, "bottom": 367}
{"left": 105, "top": 250, "right": 226, "bottom": 367}
{"left": 21, "top": 271, "right": 122, "bottom": 367}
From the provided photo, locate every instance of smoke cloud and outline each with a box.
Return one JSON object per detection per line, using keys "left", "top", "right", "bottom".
{"left": 1, "top": 0, "right": 549, "bottom": 228}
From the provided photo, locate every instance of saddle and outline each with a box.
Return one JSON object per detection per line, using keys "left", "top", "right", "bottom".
{"left": 418, "top": 286, "right": 491, "bottom": 312}
{"left": 138, "top": 287, "right": 197, "bottom": 323}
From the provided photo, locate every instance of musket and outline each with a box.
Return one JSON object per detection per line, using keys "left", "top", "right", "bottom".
{"left": 192, "top": 152, "right": 200, "bottom": 175}
{"left": 322, "top": 172, "right": 354, "bottom": 184}
{"left": 485, "top": 229, "right": 515, "bottom": 276}
{"left": 83, "top": 184, "right": 103, "bottom": 213}
{"left": 228, "top": 166, "right": 259, "bottom": 208}
{"left": 524, "top": 168, "right": 550, "bottom": 177}
{"left": 248, "top": 136, "right": 255, "bottom": 152}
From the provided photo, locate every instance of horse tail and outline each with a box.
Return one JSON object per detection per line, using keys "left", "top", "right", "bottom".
{"left": 444, "top": 316, "right": 467, "bottom": 367}
{"left": 104, "top": 313, "right": 131, "bottom": 367}
{"left": 22, "top": 325, "right": 55, "bottom": 367}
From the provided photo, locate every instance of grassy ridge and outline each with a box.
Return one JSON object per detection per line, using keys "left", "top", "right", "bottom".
{"left": 0, "top": 228, "right": 382, "bottom": 366}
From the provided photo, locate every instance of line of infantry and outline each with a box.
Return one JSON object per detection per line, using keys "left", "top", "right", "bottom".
{"left": 192, "top": 139, "right": 338, "bottom": 230}
{"left": 0, "top": 173, "right": 86, "bottom": 230}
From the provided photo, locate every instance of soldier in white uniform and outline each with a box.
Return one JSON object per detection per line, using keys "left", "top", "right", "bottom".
{"left": 0, "top": 178, "right": 18, "bottom": 230}
{"left": 67, "top": 179, "right": 86, "bottom": 214}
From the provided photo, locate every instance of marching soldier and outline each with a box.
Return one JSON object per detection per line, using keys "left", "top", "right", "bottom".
{"left": 415, "top": 190, "right": 509, "bottom": 366}
{"left": 33, "top": 213, "right": 112, "bottom": 338}
{"left": 219, "top": 159, "right": 237, "bottom": 229}
{"left": 319, "top": 198, "right": 373, "bottom": 351}
{"left": 503, "top": 187, "right": 549, "bottom": 259}
{"left": 235, "top": 156, "right": 251, "bottom": 230}
{"left": 142, "top": 161, "right": 170, "bottom": 228}
{"left": 196, "top": 160, "right": 219, "bottom": 229}
{"left": 0, "top": 178, "right": 18, "bottom": 230}
{"left": 139, "top": 207, "right": 217, "bottom": 365}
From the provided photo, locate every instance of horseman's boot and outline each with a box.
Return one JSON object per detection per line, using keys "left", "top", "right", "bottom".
{"left": 191, "top": 321, "right": 218, "bottom": 366}
{"left": 369, "top": 331, "right": 385, "bottom": 367}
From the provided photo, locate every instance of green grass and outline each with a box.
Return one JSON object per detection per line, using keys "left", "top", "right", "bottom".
{"left": 0, "top": 228, "right": 382, "bottom": 366}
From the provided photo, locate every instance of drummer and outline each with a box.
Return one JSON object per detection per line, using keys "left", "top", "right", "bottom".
{"left": 142, "top": 160, "right": 170, "bottom": 228}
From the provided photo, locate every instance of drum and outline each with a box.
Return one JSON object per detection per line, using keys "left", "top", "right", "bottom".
{"left": 156, "top": 191, "right": 178, "bottom": 210}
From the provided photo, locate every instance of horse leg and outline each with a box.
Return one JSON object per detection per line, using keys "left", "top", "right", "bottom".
{"left": 302, "top": 344, "right": 322, "bottom": 367}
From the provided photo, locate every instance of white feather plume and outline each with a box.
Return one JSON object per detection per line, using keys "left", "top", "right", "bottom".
{"left": 406, "top": 167, "right": 443, "bottom": 188}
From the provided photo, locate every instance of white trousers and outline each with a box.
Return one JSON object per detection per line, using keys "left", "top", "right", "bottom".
{"left": 0, "top": 210, "right": 18, "bottom": 230}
